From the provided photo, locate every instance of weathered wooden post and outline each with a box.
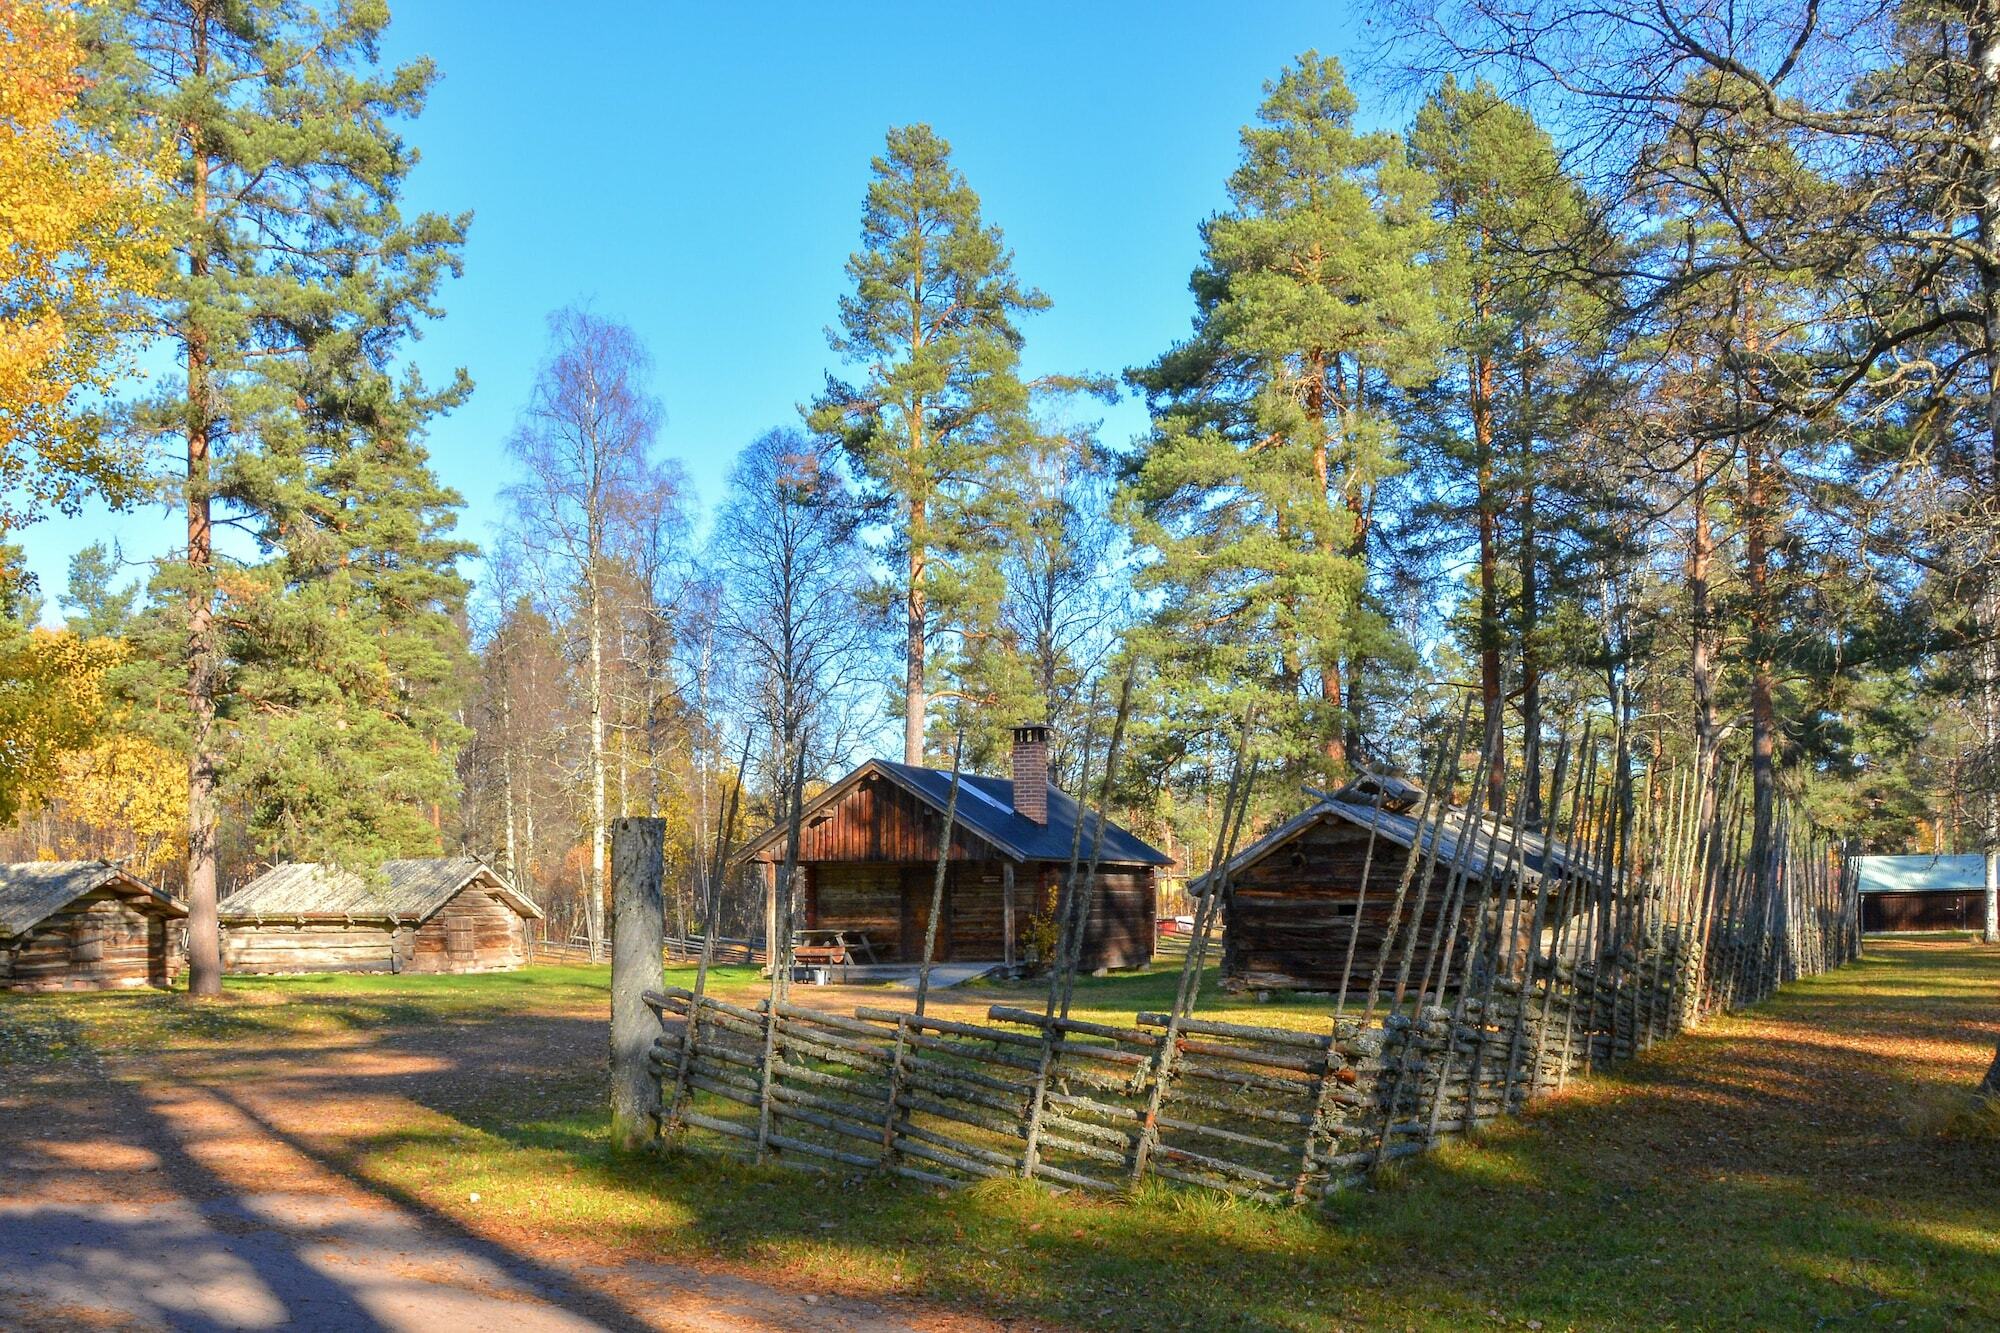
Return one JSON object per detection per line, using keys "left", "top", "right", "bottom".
{"left": 610, "top": 816, "right": 666, "bottom": 1152}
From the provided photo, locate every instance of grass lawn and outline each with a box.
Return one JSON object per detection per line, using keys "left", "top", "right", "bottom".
{"left": 4, "top": 941, "right": 1996, "bottom": 1330}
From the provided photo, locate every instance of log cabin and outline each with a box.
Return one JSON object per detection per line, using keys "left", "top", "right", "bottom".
{"left": 1197, "top": 776, "right": 1592, "bottom": 994}
{"left": 737, "top": 725, "right": 1171, "bottom": 971}
{"left": 218, "top": 856, "right": 542, "bottom": 975}
{"left": 1854, "top": 854, "right": 1991, "bottom": 932}
{"left": 0, "top": 861, "right": 186, "bottom": 992}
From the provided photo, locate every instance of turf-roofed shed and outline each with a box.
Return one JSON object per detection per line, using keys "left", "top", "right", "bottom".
{"left": 1196, "top": 775, "right": 1592, "bottom": 994}
{"left": 737, "top": 725, "right": 1173, "bottom": 970}
{"left": 218, "top": 856, "right": 542, "bottom": 975}
{"left": 0, "top": 861, "right": 186, "bottom": 992}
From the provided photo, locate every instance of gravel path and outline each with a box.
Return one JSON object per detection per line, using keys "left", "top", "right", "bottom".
{"left": 0, "top": 1023, "right": 977, "bottom": 1332}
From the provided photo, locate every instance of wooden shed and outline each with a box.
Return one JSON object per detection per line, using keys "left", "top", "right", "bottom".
{"left": 0, "top": 861, "right": 186, "bottom": 992}
{"left": 738, "top": 725, "right": 1172, "bottom": 971}
{"left": 1855, "top": 854, "right": 1990, "bottom": 932}
{"left": 1198, "top": 777, "right": 1589, "bottom": 994}
{"left": 218, "top": 856, "right": 542, "bottom": 975}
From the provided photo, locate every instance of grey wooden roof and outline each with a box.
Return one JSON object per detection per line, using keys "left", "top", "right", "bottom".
{"left": 218, "top": 856, "right": 542, "bottom": 923}
{"left": 736, "top": 758, "right": 1173, "bottom": 867}
{"left": 1194, "top": 781, "right": 1594, "bottom": 896}
{"left": 0, "top": 861, "right": 185, "bottom": 938}
{"left": 1854, "top": 854, "right": 1987, "bottom": 894}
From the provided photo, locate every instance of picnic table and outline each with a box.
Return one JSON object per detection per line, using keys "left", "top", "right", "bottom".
{"left": 791, "top": 928, "right": 879, "bottom": 980}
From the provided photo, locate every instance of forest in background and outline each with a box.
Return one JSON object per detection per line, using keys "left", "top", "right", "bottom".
{"left": 6, "top": 0, "right": 2000, "bottom": 966}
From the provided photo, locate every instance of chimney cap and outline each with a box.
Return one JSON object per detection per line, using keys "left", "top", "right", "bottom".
{"left": 1012, "top": 721, "right": 1051, "bottom": 742}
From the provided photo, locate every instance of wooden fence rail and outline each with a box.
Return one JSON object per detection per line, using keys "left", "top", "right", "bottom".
{"left": 637, "top": 730, "right": 1860, "bottom": 1207}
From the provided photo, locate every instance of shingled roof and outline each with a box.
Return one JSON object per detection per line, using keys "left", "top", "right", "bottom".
{"left": 0, "top": 861, "right": 185, "bottom": 939}
{"left": 1193, "top": 780, "right": 1594, "bottom": 895}
{"left": 218, "top": 857, "right": 542, "bottom": 923}
{"left": 737, "top": 758, "right": 1172, "bottom": 867}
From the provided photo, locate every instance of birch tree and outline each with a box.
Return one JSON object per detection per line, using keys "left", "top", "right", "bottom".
{"left": 505, "top": 308, "right": 671, "bottom": 956}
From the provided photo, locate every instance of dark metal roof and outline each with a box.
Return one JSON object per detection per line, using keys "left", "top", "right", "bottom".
{"left": 1194, "top": 791, "right": 1595, "bottom": 895}
{"left": 737, "top": 758, "right": 1173, "bottom": 867}
{"left": 218, "top": 856, "right": 543, "bottom": 923}
{"left": 0, "top": 861, "right": 185, "bottom": 938}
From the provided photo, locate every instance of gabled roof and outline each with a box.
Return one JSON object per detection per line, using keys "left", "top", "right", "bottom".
{"left": 1193, "top": 783, "right": 1593, "bottom": 896}
{"left": 736, "top": 758, "right": 1172, "bottom": 867}
{"left": 1854, "top": 854, "right": 1987, "bottom": 894}
{"left": 0, "top": 861, "right": 185, "bottom": 938}
{"left": 218, "top": 856, "right": 543, "bottom": 923}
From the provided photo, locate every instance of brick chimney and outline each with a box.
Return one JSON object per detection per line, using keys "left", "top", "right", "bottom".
{"left": 1011, "top": 723, "right": 1051, "bottom": 825}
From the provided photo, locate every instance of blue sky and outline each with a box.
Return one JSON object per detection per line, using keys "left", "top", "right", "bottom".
{"left": 22, "top": 1, "right": 1390, "bottom": 624}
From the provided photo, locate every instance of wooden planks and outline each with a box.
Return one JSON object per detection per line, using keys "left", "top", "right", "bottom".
{"left": 0, "top": 890, "right": 182, "bottom": 992}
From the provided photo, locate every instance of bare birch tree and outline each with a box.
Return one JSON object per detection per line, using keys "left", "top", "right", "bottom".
{"left": 505, "top": 308, "right": 672, "bottom": 956}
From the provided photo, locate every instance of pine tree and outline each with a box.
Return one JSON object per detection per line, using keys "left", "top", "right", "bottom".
{"left": 1406, "top": 76, "right": 1611, "bottom": 817}
{"left": 810, "top": 124, "right": 1055, "bottom": 765}
{"left": 91, "top": 0, "right": 469, "bottom": 994}
{"left": 1124, "top": 52, "right": 1439, "bottom": 777}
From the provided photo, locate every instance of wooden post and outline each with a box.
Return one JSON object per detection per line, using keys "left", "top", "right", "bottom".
{"left": 762, "top": 860, "right": 777, "bottom": 976}
{"left": 610, "top": 817, "right": 666, "bottom": 1152}
{"left": 1002, "top": 861, "right": 1015, "bottom": 970}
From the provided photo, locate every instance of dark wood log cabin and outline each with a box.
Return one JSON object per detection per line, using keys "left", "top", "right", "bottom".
{"left": 1854, "top": 854, "right": 1989, "bottom": 932}
{"left": 0, "top": 861, "right": 186, "bottom": 992}
{"left": 738, "top": 725, "right": 1172, "bottom": 970}
{"left": 1199, "top": 777, "right": 1590, "bottom": 994}
{"left": 218, "top": 856, "right": 543, "bottom": 975}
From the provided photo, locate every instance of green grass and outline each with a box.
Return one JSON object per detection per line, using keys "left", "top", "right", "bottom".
{"left": 6, "top": 942, "right": 1997, "bottom": 1330}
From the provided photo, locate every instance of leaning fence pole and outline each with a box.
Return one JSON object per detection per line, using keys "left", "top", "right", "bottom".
{"left": 665, "top": 728, "right": 755, "bottom": 1139}
{"left": 880, "top": 732, "right": 966, "bottom": 1174}
{"left": 610, "top": 816, "right": 667, "bottom": 1152}
{"left": 1058, "top": 671, "right": 1136, "bottom": 1021}
{"left": 755, "top": 748, "right": 810, "bottom": 1162}
{"left": 1133, "top": 723, "right": 1258, "bottom": 1185}
{"left": 1365, "top": 695, "right": 1473, "bottom": 1020}
{"left": 1021, "top": 692, "right": 1102, "bottom": 1181}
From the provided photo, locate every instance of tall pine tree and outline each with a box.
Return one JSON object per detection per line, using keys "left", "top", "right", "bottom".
{"left": 92, "top": 0, "right": 469, "bottom": 993}
{"left": 1124, "top": 52, "right": 1439, "bottom": 776}
{"left": 810, "top": 124, "right": 1056, "bottom": 765}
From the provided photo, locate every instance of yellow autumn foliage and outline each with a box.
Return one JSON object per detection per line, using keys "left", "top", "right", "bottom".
{"left": 0, "top": 623, "right": 122, "bottom": 823}
{"left": 45, "top": 732, "right": 188, "bottom": 882}
{"left": 0, "top": 0, "right": 163, "bottom": 526}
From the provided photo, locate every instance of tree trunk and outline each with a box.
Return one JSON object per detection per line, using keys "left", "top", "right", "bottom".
{"left": 1973, "top": 4, "right": 2000, "bottom": 944}
{"left": 588, "top": 565, "right": 607, "bottom": 959}
{"left": 181, "top": 5, "right": 221, "bottom": 999}
{"left": 1689, "top": 443, "right": 1722, "bottom": 803}
{"left": 905, "top": 523, "right": 926, "bottom": 765}
{"left": 1473, "top": 349, "right": 1503, "bottom": 814}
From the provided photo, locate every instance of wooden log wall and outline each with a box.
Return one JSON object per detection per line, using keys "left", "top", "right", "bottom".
{"left": 0, "top": 891, "right": 181, "bottom": 992}
{"left": 406, "top": 888, "right": 528, "bottom": 973}
{"left": 809, "top": 861, "right": 1154, "bottom": 968}
{"left": 222, "top": 921, "right": 406, "bottom": 974}
{"left": 1221, "top": 819, "right": 1476, "bottom": 992}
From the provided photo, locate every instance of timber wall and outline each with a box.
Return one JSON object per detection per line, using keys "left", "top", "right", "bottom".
{"left": 223, "top": 886, "right": 530, "bottom": 975}
{"left": 0, "top": 890, "right": 181, "bottom": 992}
{"left": 808, "top": 861, "right": 1152, "bottom": 968}
{"left": 1223, "top": 819, "right": 1476, "bottom": 991}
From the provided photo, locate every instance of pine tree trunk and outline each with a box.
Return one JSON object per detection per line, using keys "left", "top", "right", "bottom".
{"left": 181, "top": 7, "right": 222, "bottom": 999}
{"left": 1747, "top": 434, "right": 1778, "bottom": 914}
{"left": 1472, "top": 349, "right": 1503, "bottom": 814}
{"left": 906, "top": 519, "right": 927, "bottom": 765}
{"left": 588, "top": 566, "right": 607, "bottom": 960}
{"left": 1973, "top": 2, "right": 2000, "bottom": 945}
{"left": 1309, "top": 350, "right": 1347, "bottom": 772}
{"left": 1518, "top": 452, "right": 1543, "bottom": 829}
{"left": 1689, "top": 444, "right": 1722, "bottom": 802}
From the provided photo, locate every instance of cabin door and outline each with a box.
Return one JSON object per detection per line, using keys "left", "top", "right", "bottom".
{"left": 900, "top": 867, "right": 948, "bottom": 964}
